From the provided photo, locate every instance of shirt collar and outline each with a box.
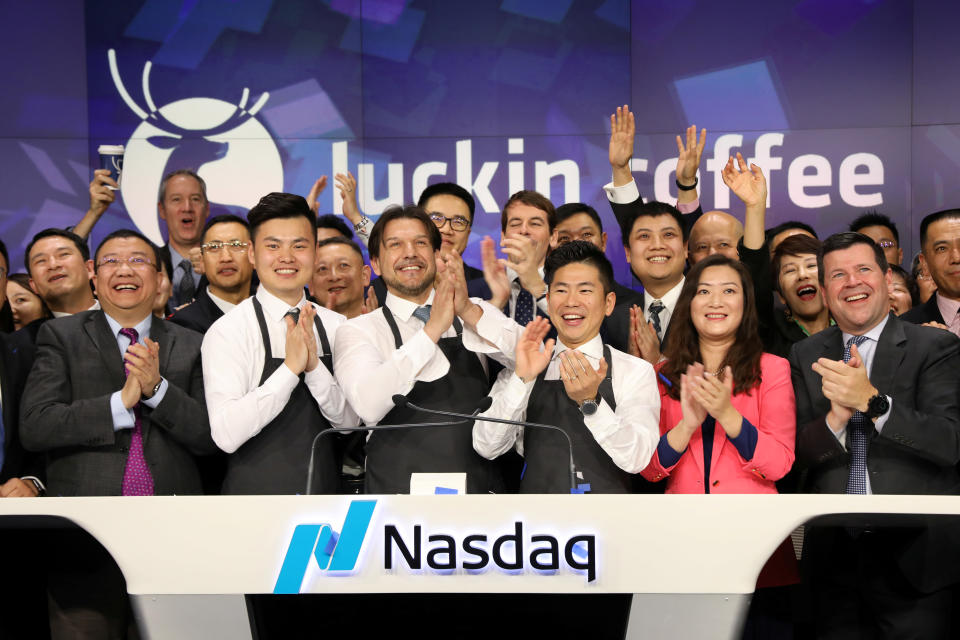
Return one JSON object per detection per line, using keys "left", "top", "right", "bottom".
{"left": 52, "top": 300, "right": 100, "bottom": 319}
{"left": 169, "top": 245, "right": 187, "bottom": 268}
{"left": 553, "top": 333, "right": 604, "bottom": 361}
{"left": 256, "top": 287, "right": 307, "bottom": 322}
{"left": 506, "top": 265, "right": 545, "bottom": 285}
{"left": 103, "top": 311, "right": 153, "bottom": 342}
{"left": 384, "top": 289, "right": 436, "bottom": 322}
{"left": 207, "top": 286, "right": 238, "bottom": 315}
{"left": 842, "top": 312, "right": 890, "bottom": 346}
{"left": 936, "top": 292, "right": 960, "bottom": 323}
{"left": 649, "top": 276, "right": 685, "bottom": 311}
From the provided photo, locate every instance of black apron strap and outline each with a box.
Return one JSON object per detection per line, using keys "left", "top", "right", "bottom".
{"left": 381, "top": 304, "right": 403, "bottom": 349}
{"left": 251, "top": 297, "right": 272, "bottom": 379}
{"left": 313, "top": 315, "right": 333, "bottom": 375}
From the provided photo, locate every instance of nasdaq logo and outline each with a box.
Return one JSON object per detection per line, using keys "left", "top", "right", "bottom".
{"left": 273, "top": 500, "right": 376, "bottom": 594}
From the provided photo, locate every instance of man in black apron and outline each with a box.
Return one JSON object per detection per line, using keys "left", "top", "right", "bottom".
{"left": 474, "top": 241, "right": 661, "bottom": 493}
{"left": 202, "top": 193, "right": 359, "bottom": 494}
{"left": 334, "top": 205, "right": 519, "bottom": 494}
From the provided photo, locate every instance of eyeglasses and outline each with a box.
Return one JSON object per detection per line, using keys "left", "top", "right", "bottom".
{"left": 201, "top": 240, "right": 250, "bottom": 254}
{"left": 429, "top": 213, "right": 471, "bottom": 232}
{"left": 97, "top": 256, "right": 156, "bottom": 270}
{"left": 876, "top": 240, "right": 896, "bottom": 249}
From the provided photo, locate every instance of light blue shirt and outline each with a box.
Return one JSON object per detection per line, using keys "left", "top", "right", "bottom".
{"left": 169, "top": 245, "right": 202, "bottom": 288}
{"left": 106, "top": 313, "right": 169, "bottom": 431}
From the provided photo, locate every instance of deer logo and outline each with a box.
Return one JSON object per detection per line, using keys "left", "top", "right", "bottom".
{"left": 108, "top": 48, "right": 283, "bottom": 244}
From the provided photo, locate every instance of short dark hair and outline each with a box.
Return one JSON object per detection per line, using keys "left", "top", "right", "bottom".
{"left": 849, "top": 210, "right": 899, "bottom": 244}
{"left": 418, "top": 182, "right": 476, "bottom": 221}
{"left": 158, "top": 168, "right": 208, "bottom": 204}
{"left": 317, "top": 235, "right": 364, "bottom": 260}
{"left": 544, "top": 240, "right": 614, "bottom": 295}
{"left": 771, "top": 234, "right": 822, "bottom": 294}
{"left": 203, "top": 214, "right": 250, "bottom": 238}
{"left": 621, "top": 201, "right": 687, "bottom": 246}
{"left": 501, "top": 190, "right": 556, "bottom": 233}
{"left": 919, "top": 208, "right": 960, "bottom": 247}
{"left": 765, "top": 220, "right": 818, "bottom": 245}
{"left": 889, "top": 264, "right": 919, "bottom": 306}
{"left": 247, "top": 193, "right": 318, "bottom": 240}
{"left": 94, "top": 229, "right": 161, "bottom": 271}
{"left": 817, "top": 232, "right": 888, "bottom": 285}
{"left": 316, "top": 214, "right": 354, "bottom": 240}
{"left": 555, "top": 203, "right": 604, "bottom": 233}
{"left": 25, "top": 228, "right": 90, "bottom": 274}
{"left": 368, "top": 205, "right": 441, "bottom": 260}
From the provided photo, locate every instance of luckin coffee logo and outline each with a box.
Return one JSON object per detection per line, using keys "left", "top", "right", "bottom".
{"left": 275, "top": 500, "right": 598, "bottom": 593}
{"left": 107, "top": 49, "right": 283, "bottom": 246}
{"left": 274, "top": 500, "right": 377, "bottom": 594}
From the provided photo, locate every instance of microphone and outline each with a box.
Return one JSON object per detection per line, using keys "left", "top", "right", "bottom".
{"left": 393, "top": 394, "right": 578, "bottom": 495}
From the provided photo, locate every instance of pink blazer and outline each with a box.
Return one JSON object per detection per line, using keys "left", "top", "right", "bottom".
{"left": 642, "top": 353, "right": 796, "bottom": 494}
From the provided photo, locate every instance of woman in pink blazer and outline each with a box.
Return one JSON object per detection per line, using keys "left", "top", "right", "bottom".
{"left": 640, "top": 255, "right": 797, "bottom": 595}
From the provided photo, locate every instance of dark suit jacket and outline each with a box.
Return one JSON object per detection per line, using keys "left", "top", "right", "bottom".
{"left": 790, "top": 314, "right": 960, "bottom": 591}
{"left": 169, "top": 286, "right": 224, "bottom": 334}
{"left": 608, "top": 190, "right": 703, "bottom": 240}
{"left": 901, "top": 292, "right": 946, "bottom": 326}
{"left": 19, "top": 311, "right": 216, "bottom": 496}
{"left": 0, "top": 332, "right": 42, "bottom": 484}
{"left": 601, "top": 281, "right": 644, "bottom": 353}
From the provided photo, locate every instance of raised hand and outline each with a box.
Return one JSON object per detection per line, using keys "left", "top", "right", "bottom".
{"left": 608, "top": 104, "right": 636, "bottom": 186}
{"left": 481, "top": 235, "right": 511, "bottom": 309}
{"left": 559, "top": 350, "right": 608, "bottom": 405}
{"left": 676, "top": 125, "right": 707, "bottom": 187}
{"left": 812, "top": 343, "right": 877, "bottom": 432}
{"left": 679, "top": 364, "right": 708, "bottom": 428}
{"left": 721, "top": 152, "right": 766, "bottom": 209}
{"left": 283, "top": 312, "right": 308, "bottom": 375}
{"left": 124, "top": 337, "right": 162, "bottom": 399}
{"left": 688, "top": 365, "right": 742, "bottom": 435}
{"left": 188, "top": 246, "right": 205, "bottom": 276}
{"left": 628, "top": 305, "right": 661, "bottom": 365}
{"left": 334, "top": 171, "right": 361, "bottom": 224}
{"left": 424, "top": 273, "right": 456, "bottom": 343}
{"left": 500, "top": 235, "right": 545, "bottom": 296}
{"left": 299, "top": 304, "right": 321, "bottom": 373}
{"left": 515, "top": 316, "right": 554, "bottom": 382}
{"left": 89, "top": 169, "right": 117, "bottom": 218}
{"left": 361, "top": 285, "right": 379, "bottom": 314}
{"left": 306, "top": 176, "right": 328, "bottom": 214}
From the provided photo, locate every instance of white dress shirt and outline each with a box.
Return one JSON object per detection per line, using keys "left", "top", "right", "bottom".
{"left": 827, "top": 314, "right": 894, "bottom": 494}
{"left": 643, "top": 277, "right": 684, "bottom": 336}
{"left": 207, "top": 286, "right": 239, "bottom": 315}
{"left": 473, "top": 334, "right": 661, "bottom": 474}
{"left": 505, "top": 265, "right": 549, "bottom": 318}
{"left": 202, "top": 287, "right": 358, "bottom": 454}
{"left": 52, "top": 300, "right": 100, "bottom": 319}
{"left": 334, "top": 292, "right": 521, "bottom": 426}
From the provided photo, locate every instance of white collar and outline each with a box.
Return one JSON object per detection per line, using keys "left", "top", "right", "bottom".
{"left": 207, "top": 286, "right": 239, "bottom": 314}
{"left": 384, "top": 289, "right": 436, "bottom": 322}
{"left": 648, "top": 276, "right": 685, "bottom": 311}
{"left": 553, "top": 333, "right": 604, "bottom": 360}
{"left": 52, "top": 300, "right": 100, "bottom": 319}
{"left": 506, "top": 265, "right": 545, "bottom": 284}
{"left": 255, "top": 287, "right": 307, "bottom": 322}
{"left": 841, "top": 312, "right": 890, "bottom": 346}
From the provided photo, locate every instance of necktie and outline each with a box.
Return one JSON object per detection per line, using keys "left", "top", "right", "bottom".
{"left": 648, "top": 300, "right": 665, "bottom": 342}
{"left": 843, "top": 335, "right": 869, "bottom": 495}
{"left": 412, "top": 305, "right": 432, "bottom": 324}
{"left": 284, "top": 308, "right": 300, "bottom": 326}
{"left": 515, "top": 286, "right": 535, "bottom": 327}
{"left": 119, "top": 327, "right": 155, "bottom": 496}
{"left": 175, "top": 258, "right": 196, "bottom": 304}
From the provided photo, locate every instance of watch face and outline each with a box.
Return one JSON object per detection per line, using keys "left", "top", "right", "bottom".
{"left": 580, "top": 400, "right": 598, "bottom": 416}
{"left": 867, "top": 394, "right": 889, "bottom": 418}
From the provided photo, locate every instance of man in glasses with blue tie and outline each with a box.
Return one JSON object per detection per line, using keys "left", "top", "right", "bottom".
{"left": 334, "top": 205, "right": 519, "bottom": 495}
{"left": 790, "top": 231, "right": 960, "bottom": 638}
{"left": 202, "top": 193, "right": 358, "bottom": 495}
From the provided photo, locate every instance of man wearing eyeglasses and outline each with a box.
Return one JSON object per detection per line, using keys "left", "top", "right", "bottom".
{"left": 20, "top": 229, "right": 215, "bottom": 636}
{"left": 170, "top": 215, "right": 254, "bottom": 335}
{"left": 849, "top": 211, "right": 903, "bottom": 268}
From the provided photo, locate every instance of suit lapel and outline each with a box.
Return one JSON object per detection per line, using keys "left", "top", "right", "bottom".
{"left": 150, "top": 318, "right": 174, "bottom": 377}
{"left": 927, "top": 295, "right": 946, "bottom": 324}
{"left": 870, "top": 314, "right": 906, "bottom": 396}
{"left": 85, "top": 312, "right": 126, "bottom": 389}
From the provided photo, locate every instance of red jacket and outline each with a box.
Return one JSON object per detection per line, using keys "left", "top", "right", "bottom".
{"left": 642, "top": 353, "right": 796, "bottom": 494}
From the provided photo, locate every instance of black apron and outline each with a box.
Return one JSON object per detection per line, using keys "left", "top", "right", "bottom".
{"left": 221, "top": 298, "right": 338, "bottom": 495}
{"left": 364, "top": 305, "right": 499, "bottom": 494}
{"left": 521, "top": 344, "right": 632, "bottom": 494}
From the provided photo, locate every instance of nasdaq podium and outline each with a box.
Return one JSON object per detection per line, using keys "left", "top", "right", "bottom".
{"left": 1, "top": 494, "right": 958, "bottom": 639}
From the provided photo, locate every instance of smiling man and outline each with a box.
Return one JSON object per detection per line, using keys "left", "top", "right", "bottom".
{"left": 474, "top": 240, "right": 659, "bottom": 493}
{"left": 157, "top": 169, "right": 210, "bottom": 307}
{"left": 25, "top": 229, "right": 99, "bottom": 321}
{"left": 20, "top": 228, "right": 215, "bottom": 636}
{"left": 170, "top": 214, "right": 254, "bottom": 334}
{"left": 202, "top": 193, "right": 358, "bottom": 495}
{"left": 334, "top": 205, "right": 518, "bottom": 494}
{"left": 310, "top": 236, "right": 371, "bottom": 319}
{"left": 903, "top": 209, "right": 960, "bottom": 335}
{"left": 789, "top": 231, "right": 960, "bottom": 638}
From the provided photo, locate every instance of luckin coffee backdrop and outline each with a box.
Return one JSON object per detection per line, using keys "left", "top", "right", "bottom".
{"left": 2, "top": 0, "right": 959, "bottom": 282}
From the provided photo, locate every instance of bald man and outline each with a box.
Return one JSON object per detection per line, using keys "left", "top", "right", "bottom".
{"left": 687, "top": 210, "right": 743, "bottom": 264}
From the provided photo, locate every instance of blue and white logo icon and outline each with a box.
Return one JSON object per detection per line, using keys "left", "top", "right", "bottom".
{"left": 274, "top": 500, "right": 377, "bottom": 594}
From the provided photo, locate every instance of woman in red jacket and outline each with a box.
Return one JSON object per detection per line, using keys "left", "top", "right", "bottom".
{"left": 642, "top": 254, "right": 798, "bottom": 637}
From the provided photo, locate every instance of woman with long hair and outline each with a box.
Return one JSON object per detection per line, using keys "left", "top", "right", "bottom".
{"left": 6, "top": 272, "right": 50, "bottom": 331}
{"left": 642, "top": 254, "right": 798, "bottom": 637}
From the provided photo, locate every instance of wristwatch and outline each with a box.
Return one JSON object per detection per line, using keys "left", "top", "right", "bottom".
{"left": 143, "top": 378, "right": 163, "bottom": 400}
{"left": 353, "top": 216, "right": 372, "bottom": 233}
{"left": 579, "top": 395, "right": 600, "bottom": 416}
{"left": 863, "top": 393, "right": 889, "bottom": 420}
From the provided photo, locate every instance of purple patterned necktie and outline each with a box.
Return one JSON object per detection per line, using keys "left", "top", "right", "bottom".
{"left": 119, "top": 327, "right": 155, "bottom": 496}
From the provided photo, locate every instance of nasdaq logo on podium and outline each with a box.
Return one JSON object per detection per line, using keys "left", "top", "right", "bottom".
{"left": 274, "top": 500, "right": 377, "bottom": 594}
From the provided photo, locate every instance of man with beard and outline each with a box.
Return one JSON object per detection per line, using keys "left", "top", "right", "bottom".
{"left": 334, "top": 205, "right": 518, "bottom": 494}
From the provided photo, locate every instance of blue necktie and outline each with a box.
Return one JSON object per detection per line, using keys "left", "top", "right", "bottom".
{"left": 844, "top": 335, "right": 869, "bottom": 495}
{"left": 515, "top": 286, "right": 534, "bottom": 327}
{"left": 413, "top": 305, "right": 432, "bottom": 324}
